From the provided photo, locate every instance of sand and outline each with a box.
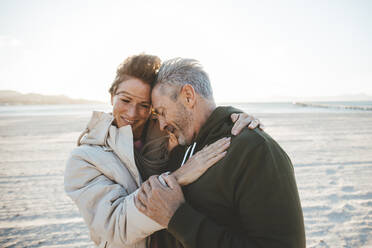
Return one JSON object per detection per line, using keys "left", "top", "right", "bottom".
{"left": 0, "top": 112, "right": 371, "bottom": 247}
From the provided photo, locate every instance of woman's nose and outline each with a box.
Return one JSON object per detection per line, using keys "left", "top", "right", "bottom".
{"left": 126, "top": 105, "right": 137, "bottom": 118}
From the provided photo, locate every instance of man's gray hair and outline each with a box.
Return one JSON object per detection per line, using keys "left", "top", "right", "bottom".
{"left": 155, "top": 58, "right": 213, "bottom": 100}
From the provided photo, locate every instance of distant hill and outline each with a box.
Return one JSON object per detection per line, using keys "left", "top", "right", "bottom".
{"left": 0, "top": 90, "right": 104, "bottom": 105}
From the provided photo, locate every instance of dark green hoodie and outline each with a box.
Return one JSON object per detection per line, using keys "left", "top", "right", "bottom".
{"left": 167, "top": 106, "right": 306, "bottom": 248}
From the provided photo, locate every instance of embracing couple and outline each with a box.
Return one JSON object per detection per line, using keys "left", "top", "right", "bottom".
{"left": 64, "top": 54, "right": 305, "bottom": 248}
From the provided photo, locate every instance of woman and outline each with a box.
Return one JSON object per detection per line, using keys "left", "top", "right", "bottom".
{"left": 64, "top": 54, "right": 260, "bottom": 248}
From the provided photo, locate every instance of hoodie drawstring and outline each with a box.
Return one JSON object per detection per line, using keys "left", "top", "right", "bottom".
{"left": 158, "top": 142, "right": 197, "bottom": 187}
{"left": 181, "top": 142, "right": 197, "bottom": 166}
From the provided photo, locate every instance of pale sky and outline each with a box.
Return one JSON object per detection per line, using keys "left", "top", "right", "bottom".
{"left": 0, "top": 0, "right": 371, "bottom": 102}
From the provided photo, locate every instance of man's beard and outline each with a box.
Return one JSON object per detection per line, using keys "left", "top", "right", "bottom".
{"left": 174, "top": 102, "right": 193, "bottom": 146}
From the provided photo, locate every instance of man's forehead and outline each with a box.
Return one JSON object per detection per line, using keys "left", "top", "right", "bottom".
{"left": 151, "top": 90, "right": 161, "bottom": 108}
{"left": 151, "top": 84, "right": 162, "bottom": 97}
{"left": 151, "top": 86, "right": 169, "bottom": 108}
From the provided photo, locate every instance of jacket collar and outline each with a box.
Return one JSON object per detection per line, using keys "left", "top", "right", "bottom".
{"left": 195, "top": 106, "right": 242, "bottom": 145}
{"left": 78, "top": 111, "right": 141, "bottom": 185}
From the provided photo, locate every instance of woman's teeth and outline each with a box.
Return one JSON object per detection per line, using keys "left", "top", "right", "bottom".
{"left": 122, "top": 117, "right": 134, "bottom": 124}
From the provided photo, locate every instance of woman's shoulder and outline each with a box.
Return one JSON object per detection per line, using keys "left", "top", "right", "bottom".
{"left": 68, "top": 144, "right": 117, "bottom": 166}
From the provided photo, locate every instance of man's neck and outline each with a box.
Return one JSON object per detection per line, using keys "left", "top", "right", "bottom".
{"left": 193, "top": 97, "right": 216, "bottom": 139}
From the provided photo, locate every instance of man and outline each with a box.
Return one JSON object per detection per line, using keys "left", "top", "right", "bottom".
{"left": 135, "top": 58, "right": 306, "bottom": 248}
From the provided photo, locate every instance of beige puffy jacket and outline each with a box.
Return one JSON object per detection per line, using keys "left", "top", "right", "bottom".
{"left": 64, "top": 112, "right": 163, "bottom": 248}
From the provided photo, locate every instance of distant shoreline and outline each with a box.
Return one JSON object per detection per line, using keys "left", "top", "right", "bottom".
{"left": 294, "top": 101, "right": 372, "bottom": 111}
{"left": 0, "top": 90, "right": 104, "bottom": 105}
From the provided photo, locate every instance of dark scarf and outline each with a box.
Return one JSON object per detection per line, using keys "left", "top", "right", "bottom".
{"left": 134, "top": 119, "right": 184, "bottom": 248}
{"left": 134, "top": 119, "right": 170, "bottom": 181}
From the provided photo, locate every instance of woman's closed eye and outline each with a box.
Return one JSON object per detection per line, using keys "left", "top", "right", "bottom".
{"left": 121, "top": 98, "right": 131, "bottom": 103}
{"left": 140, "top": 104, "right": 150, "bottom": 109}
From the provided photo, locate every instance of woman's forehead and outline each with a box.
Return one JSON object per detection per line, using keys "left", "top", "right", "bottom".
{"left": 116, "top": 79, "right": 151, "bottom": 102}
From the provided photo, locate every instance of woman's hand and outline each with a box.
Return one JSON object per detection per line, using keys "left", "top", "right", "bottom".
{"left": 230, "top": 113, "right": 264, "bottom": 136}
{"left": 172, "top": 137, "right": 231, "bottom": 186}
{"left": 167, "top": 132, "right": 179, "bottom": 152}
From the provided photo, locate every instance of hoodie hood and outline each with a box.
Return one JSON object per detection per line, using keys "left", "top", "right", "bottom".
{"left": 178, "top": 106, "right": 243, "bottom": 168}
{"left": 195, "top": 106, "right": 243, "bottom": 149}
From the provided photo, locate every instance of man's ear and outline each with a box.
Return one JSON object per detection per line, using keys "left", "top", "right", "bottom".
{"left": 180, "top": 84, "right": 196, "bottom": 108}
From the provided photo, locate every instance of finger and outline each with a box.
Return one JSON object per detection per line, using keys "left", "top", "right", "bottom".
{"left": 190, "top": 138, "right": 230, "bottom": 167}
{"left": 204, "top": 139, "right": 231, "bottom": 160}
{"left": 158, "top": 173, "right": 170, "bottom": 187}
{"left": 230, "top": 113, "right": 239, "bottom": 123}
{"left": 209, "top": 137, "right": 230, "bottom": 148}
{"left": 203, "top": 137, "right": 230, "bottom": 153}
{"left": 198, "top": 139, "right": 230, "bottom": 161}
{"left": 138, "top": 183, "right": 147, "bottom": 198}
{"left": 135, "top": 193, "right": 146, "bottom": 210}
{"left": 248, "top": 119, "right": 259, "bottom": 129}
{"left": 136, "top": 190, "right": 148, "bottom": 210}
{"left": 259, "top": 123, "right": 265, "bottom": 130}
{"left": 149, "top": 175, "right": 166, "bottom": 189}
{"left": 204, "top": 151, "right": 227, "bottom": 168}
{"left": 142, "top": 180, "right": 152, "bottom": 195}
{"left": 197, "top": 151, "right": 228, "bottom": 176}
{"left": 163, "top": 174, "right": 181, "bottom": 190}
{"left": 213, "top": 138, "right": 231, "bottom": 153}
{"left": 232, "top": 115, "right": 252, "bottom": 135}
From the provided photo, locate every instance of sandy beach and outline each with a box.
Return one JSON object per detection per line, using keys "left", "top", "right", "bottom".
{"left": 0, "top": 107, "right": 371, "bottom": 247}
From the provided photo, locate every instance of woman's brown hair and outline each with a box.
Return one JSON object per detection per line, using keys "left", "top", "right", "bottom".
{"left": 109, "top": 54, "right": 161, "bottom": 96}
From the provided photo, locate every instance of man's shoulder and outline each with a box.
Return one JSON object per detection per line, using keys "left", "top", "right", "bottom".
{"left": 227, "top": 128, "right": 292, "bottom": 173}
{"left": 230, "top": 128, "right": 273, "bottom": 153}
{"left": 212, "top": 129, "right": 270, "bottom": 175}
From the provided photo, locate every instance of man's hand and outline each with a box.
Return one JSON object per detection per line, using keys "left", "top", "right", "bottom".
{"left": 134, "top": 174, "right": 185, "bottom": 227}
